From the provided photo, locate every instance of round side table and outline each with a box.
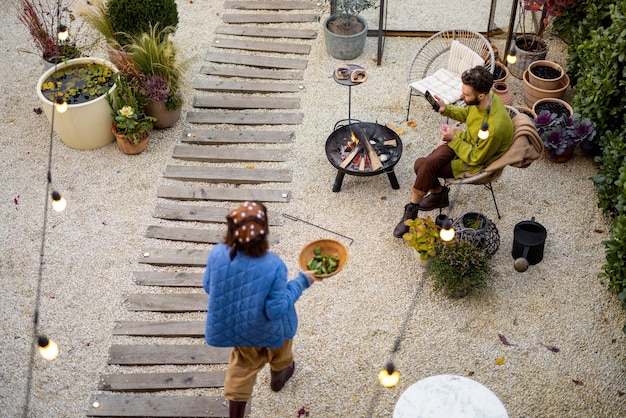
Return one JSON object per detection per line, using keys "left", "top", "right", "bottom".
{"left": 332, "top": 63, "right": 366, "bottom": 129}
{"left": 393, "top": 374, "right": 508, "bottom": 418}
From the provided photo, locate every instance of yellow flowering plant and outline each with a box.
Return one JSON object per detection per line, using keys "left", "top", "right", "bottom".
{"left": 107, "top": 74, "right": 156, "bottom": 144}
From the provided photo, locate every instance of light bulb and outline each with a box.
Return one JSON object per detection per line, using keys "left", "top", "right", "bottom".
{"left": 506, "top": 51, "right": 517, "bottom": 65}
{"left": 55, "top": 98, "right": 68, "bottom": 113}
{"left": 378, "top": 364, "right": 400, "bottom": 388}
{"left": 38, "top": 336, "right": 59, "bottom": 360}
{"left": 57, "top": 25, "right": 69, "bottom": 41}
{"left": 440, "top": 227, "right": 456, "bottom": 242}
{"left": 478, "top": 122, "right": 490, "bottom": 140}
{"left": 51, "top": 191, "right": 67, "bottom": 212}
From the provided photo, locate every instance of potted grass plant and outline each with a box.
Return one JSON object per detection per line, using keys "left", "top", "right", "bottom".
{"left": 126, "top": 25, "right": 187, "bottom": 128}
{"left": 324, "top": 0, "right": 375, "bottom": 60}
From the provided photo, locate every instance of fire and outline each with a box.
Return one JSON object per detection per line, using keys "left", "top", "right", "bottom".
{"left": 346, "top": 132, "right": 359, "bottom": 150}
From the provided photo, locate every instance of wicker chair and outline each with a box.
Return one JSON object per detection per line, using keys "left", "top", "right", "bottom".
{"left": 406, "top": 29, "right": 495, "bottom": 121}
{"left": 443, "top": 106, "right": 536, "bottom": 220}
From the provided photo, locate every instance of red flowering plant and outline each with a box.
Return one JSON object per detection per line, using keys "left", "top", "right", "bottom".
{"left": 533, "top": 110, "right": 596, "bottom": 159}
{"left": 523, "top": 0, "right": 576, "bottom": 35}
{"left": 14, "top": 0, "right": 87, "bottom": 62}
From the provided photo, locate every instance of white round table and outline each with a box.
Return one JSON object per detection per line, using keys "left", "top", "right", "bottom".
{"left": 393, "top": 374, "right": 508, "bottom": 418}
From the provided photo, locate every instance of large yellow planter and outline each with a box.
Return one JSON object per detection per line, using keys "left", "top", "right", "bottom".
{"left": 36, "top": 58, "right": 118, "bottom": 150}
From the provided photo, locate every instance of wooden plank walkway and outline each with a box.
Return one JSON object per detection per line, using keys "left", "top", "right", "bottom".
{"left": 91, "top": 0, "right": 319, "bottom": 413}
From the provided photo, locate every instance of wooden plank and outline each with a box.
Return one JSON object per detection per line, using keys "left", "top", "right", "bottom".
{"left": 138, "top": 248, "right": 209, "bottom": 266}
{"left": 108, "top": 345, "right": 231, "bottom": 365}
{"left": 163, "top": 165, "right": 293, "bottom": 184}
{"left": 126, "top": 293, "right": 208, "bottom": 312}
{"left": 222, "top": 13, "right": 317, "bottom": 24}
{"left": 133, "top": 271, "right": 203, "bottom": 287}
{"left": 99, "top": 371, "right": 226, "bottom": 391}
{"left": 182, "top": 129, "right": 294, "bottom": 144}
{"left": 200, "top": 65, "right": 304, "bottom": 80}
{"left": 172, "top": 145, "right": 290, "bottom": 162}
{"left": 225, "top": 0, "right": 320, "bottom": 10}
{"left": 215, "top": 25, "right": 317, "bottom": 39}
{"left": 205, "top": 52, "right": 307, "bottom": 70}
{"left": 157, "top": 185, "right": 292, "bottom": 202}
{"left": 113, "top": 320, "right": 204, "bottom": 336}
{"left": 146, "top": 225, "right": 280, "bottom": 244}
{"left": 193, "top": 95, "right": 300, "bottom": 109}
{"left": 186, "top": 110, "right": 303, "bottom": 125}
{"left": 86, "top": 394, "right": 242, "bottom": 417}
{"left": 193, "top": 79, "right": 302, "bottom": 93}
{"left": 212, "top": 37, "right": 311, "bottom": 54}
{"left": 152, "top": 202, "right": 285, "bottom": 224}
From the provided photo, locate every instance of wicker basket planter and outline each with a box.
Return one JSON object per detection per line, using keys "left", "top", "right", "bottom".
{"left": 509, "top": 35, "right": 548, "bottom": 79}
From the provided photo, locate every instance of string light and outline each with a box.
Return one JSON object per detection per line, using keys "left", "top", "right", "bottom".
{"left": 51, "top": 191, "right": 67, "bottom": 212}
{"left": 478, "top": 121, "right": 490, "bottom": 139}
{"left": 55, "top": 97, "right": 67, "bottom": 113}
{"left": 506, "top": 46, "right": 517, "bottom": 65}
{"left": 378, "top": 363, "right": 400, "bottom": 388}
{"left": 436, "top": 214, "right": 456, "bottom": 242}
{"left": 57, "top": 24, "right": 68, "bottom": 41}
{"left": 37, "top": 336, "right": 59, "bottom": 361}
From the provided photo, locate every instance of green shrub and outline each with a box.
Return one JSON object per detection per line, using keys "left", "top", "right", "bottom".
{"left": 600, "top": 214, "right": 626, "bottom": 306}
{"left": 429, "top": 240, "right": 496, "bottom": 298}
{"left": 107, "top": 0, "right": 178, "bottom": 46}
{"left": 592, "top": 127, "right": 626, "bottom": 215}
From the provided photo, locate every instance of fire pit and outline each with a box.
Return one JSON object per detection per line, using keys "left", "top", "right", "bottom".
{"left": 325, "top": 122, "right": 403, "bottom": 192}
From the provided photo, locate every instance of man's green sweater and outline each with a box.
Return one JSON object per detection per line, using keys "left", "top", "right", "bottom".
{"left": 442, "top": 94, "right": 514, "bottom": 178}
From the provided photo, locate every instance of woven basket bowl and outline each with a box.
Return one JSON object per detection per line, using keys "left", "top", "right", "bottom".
{"left": 299, "top": 239, "right": 349, "bottom": 278}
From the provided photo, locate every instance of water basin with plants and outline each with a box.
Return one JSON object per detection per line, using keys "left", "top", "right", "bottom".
{"left": 40, "top": 62, "right": 115, "bottom": 105}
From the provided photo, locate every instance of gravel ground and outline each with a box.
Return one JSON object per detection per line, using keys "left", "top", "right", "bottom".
{"left": 1, "top": 1, "right": 625, "bottom": 417}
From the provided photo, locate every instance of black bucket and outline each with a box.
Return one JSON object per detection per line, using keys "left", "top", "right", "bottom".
{"left": 512, "top": 217, "right": 547, "bottom": 266}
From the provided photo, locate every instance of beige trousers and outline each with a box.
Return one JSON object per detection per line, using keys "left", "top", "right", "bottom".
{"left": 224, "top": 339, "right": 293, "bottom": 402}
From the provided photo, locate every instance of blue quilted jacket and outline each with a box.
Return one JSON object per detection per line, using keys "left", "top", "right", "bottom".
{"left": 203, "top": 243, "right": 311, "bottom": 348}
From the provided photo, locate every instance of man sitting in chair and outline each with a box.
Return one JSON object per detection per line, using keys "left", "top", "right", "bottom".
{"left": 393, "top": 65, "right": 514, "bottom": 238}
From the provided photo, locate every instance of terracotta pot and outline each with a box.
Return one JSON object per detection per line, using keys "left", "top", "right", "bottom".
{"left": 509, "top": 35, "right": 548, "bottom": 79}
{"left": 528, "top": 60, "right": 566, "bottom": 90}
{"left": 145, "top": 100, "right": 182, "bottom": 129}
{"left": 522, "top": 68, "right": 570, "bottom": 107}
{"left": 492, "top": 81, "right": 513, "bottom": 105}
{"left": 544, "top": 145, "right": 575, "bottom": 163}
{"left": 493, "top": 61, "right": 509, "bottom": 83}
{"left": 113, "top": 128, "right": 150, "bottom": 155}
{"left": 532, "top": 98, "right": 573, "bottom": 118}
{"left": 514, "top": 106, "right": 536, "bottom": 119}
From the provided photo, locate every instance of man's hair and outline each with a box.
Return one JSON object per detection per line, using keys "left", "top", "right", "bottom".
{"left": 461, "top": 66, "right": 493, "bottom": 95}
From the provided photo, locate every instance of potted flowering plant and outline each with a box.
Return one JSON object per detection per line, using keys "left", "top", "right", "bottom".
{"left": 107, "top": 74, "right": 156, "bottom": 154}
{"left": 533, "top": 110, "right": 596, "bottom": 162}
{"left": 403, "top": 216, "right": 441, "bottom": 265}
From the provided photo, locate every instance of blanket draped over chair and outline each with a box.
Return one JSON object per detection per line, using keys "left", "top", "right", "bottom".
{"left": 483, "top": 113, "right": 543, "bottom": 172}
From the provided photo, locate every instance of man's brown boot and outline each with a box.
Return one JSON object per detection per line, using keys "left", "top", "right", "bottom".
{"left": 393, "top": 203, "right": 419, "bottom": 238}
{"left": 270, "top": 362, "right": 295, "bottom": 392}
{"left": 229, "top": 400, "right": 247, "bottom": 418}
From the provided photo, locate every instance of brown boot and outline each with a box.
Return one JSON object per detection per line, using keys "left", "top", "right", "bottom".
{"left": 393, "top": 203, "right": 419, "bottom": 238}
{"left": 229, "top": 400, "right": 247, "bottom": 418}
{"left": 270, "top": 361, "right": 295, "bottom": 392}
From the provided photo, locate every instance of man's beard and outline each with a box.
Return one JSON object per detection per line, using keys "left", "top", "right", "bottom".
{"left": 464, "top": 97, "right": 480, "bottom": 106}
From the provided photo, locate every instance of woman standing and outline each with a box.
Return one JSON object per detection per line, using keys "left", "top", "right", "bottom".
{"left": 203, "top": 201, "right": 319, "bottom": 418}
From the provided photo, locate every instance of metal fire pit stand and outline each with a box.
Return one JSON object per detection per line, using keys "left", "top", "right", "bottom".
{"left": 332, "top": 63, "right": 365, "bottom": 130}
{"left": 325, "top": 122, "right": 402, "bottom": 192}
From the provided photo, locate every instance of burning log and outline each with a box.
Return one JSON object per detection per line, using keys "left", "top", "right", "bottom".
{"left": 351, "top": 124, "right": 383, "bottom": 171}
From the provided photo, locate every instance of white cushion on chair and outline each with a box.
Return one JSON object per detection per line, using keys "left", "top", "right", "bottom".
{"left": 447, "top": 40, "right": 485, "bottom": 75}
{"left": 409, "top": 68, "right": 463, "bottom": 104}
